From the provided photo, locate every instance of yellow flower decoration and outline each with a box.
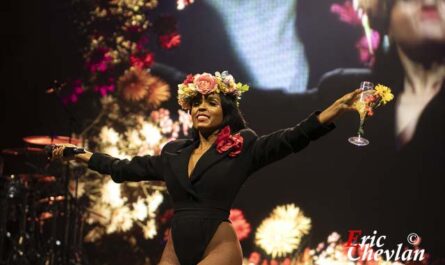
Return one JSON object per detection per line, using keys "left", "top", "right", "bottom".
{"left": 374, "top": 84, "right": 394, "bottom": 105}
{"left": 255, "top": 204, "right": 311, "bottom": 258}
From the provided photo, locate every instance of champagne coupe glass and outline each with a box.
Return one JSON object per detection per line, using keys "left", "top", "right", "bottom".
{"left": 348, "top": 81, "right": 374, "bottom": 146}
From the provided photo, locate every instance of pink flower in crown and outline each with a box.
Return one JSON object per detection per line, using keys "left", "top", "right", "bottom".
{"left": 216, "top": 126, "right": 243, "bottom": 157}
{"left": 193, "top": 73, "right": 218, "bottom": 94}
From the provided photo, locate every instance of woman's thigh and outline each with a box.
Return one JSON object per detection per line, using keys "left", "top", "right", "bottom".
{"left": 198, "top": 222, "right": 243, "bottom": 265}
{"left": 158, "top": 232, "right": 180, "bottom": 265}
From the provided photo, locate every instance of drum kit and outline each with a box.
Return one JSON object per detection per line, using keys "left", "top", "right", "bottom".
{"left": 0, "top": 136, "right": 86, "bottom": 265}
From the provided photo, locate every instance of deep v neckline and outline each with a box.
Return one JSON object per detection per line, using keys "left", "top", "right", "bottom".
{"left": 187, "top": 143, "right": 215, "bottom": 179}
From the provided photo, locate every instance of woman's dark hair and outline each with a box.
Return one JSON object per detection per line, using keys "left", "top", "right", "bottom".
{"left": 368, "top": 0, "right": 395, "bottom": 34}
{"left": 372, "top": 41, "right": 404, "bottom": 92}
{"left": 370, "top": 0, "right": 413, "bottom": 94}
{"left": 190, "top": 93, "right": 247, "bottom": 139}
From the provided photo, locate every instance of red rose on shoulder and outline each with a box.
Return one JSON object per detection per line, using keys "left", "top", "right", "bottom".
{"left": 216, "top": 126, "right": 243, "bottom": 157}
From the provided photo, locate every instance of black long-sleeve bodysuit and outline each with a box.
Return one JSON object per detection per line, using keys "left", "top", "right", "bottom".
{"left": 88, "top": 112, "right": 334, "bottom": 265}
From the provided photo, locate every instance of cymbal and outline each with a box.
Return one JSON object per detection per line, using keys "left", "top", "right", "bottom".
{"left": 23, "top": 136, "right": 82, "bottom": 146}
{"left": 1, "top": 147, "right": 48, "bottom": 175}
{"left": 14, "top": 174, "right": 57, "bottom": 183}
{"left": 1, "top": 147, "right": 45, "bottom": 156}
{"left": 38, "top": 211, "right": 54, "bottom": 221}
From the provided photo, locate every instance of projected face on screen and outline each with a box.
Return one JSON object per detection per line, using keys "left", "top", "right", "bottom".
{"left": 205, "top": 0, "right": 308, "bottom": 93}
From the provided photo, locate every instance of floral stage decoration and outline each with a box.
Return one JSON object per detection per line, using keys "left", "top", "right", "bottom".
{"left": 54, "top": 0, "right": 196, "bottom": 264}
{"left": 76, "top": 107, "right": 192, "bottom": 244}
{"left": 330, "top": 0, "right": 380, "bottom": 66}
{"left": 255, "top": 204, "right": 312, "bottom": 259}
{"left": 243, "top": 203, "right": 415, "bottom": 265}
{"left": 66, "top": 104, "right": 192, "bottom": 262}
{"left": 62, "top": 0, "right": 195, "bottom": 107}
{"left": 243, "top": 231, "right": 419, "bottom": 265}
{"left": 230, "top": 209, "right": 252, "bottom": 241}
{"left": 177, "top": 0, "right": 195, "bottom": 10}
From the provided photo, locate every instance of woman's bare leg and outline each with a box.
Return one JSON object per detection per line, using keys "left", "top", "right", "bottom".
{"left": 198, "top": 222, "right": 243, "bottom": 265}
{"left": 158, "top": 232, "right": 180, "bottom": 265}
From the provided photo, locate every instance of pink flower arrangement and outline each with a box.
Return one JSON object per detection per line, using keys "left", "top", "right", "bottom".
{"left": 248, "top": 252, "right": 262, "bottom": 265}
{"left": 87, "top": 47, "right": 113, "bottom": 73}
{"left": 356, "top": 31, "right": 380, "bottom": 66}
{"left": 94, "top": 83, "right": 115, "bottom": 97}
{"left": 229, "top": 209, "right": 251, "bottom": 240}
{"left": 216, "top": 126, "right": 244, "bottom": 157}
{"left": 130, "top": 53, "right": 154, "bottom": 69}
{"left": 331, "top": 0, "right": 382, "bottom": 65}
{"left": 62, "top": 80, "right": 85, "bottom": 105}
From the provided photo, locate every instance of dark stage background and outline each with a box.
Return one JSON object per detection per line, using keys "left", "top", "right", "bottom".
{"left": 1, "top": 0, "right": 443, "bottom": 263}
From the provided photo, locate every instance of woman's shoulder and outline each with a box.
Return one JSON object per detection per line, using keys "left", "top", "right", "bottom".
{"left": 238, "top": 128, "right": 257, "bottom": 136}
{"left": 238, "top": 128, "right": 258, "bottom": 145}
{"left": 161, "top": 138, "right": 194, "bottom": 153}
{"left": 161, "top": 129, "right": 258, "bottom": 153}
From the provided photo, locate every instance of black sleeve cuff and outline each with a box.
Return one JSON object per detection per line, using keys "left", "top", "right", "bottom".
{"left": 299, "top": 111, "right": 336, "bottom": 141}
{"left": 88, "top": 153, "right": 119, "bottom": 175}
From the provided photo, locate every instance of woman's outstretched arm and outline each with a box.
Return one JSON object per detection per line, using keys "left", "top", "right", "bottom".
{"left": 246, "top": 89, "right": 360, "bottom": 174}
{"left": 52, "top": 145, "right": 164, "bottom": 182}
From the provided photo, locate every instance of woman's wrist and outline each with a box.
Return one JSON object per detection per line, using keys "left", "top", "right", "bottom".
{"left": 75, "top": 151, "right": 93, "bottom": 163}
{"left": 318, "top": 108, "right": 336, "bottom": 124}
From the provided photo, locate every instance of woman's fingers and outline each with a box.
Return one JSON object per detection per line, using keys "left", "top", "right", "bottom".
{"left": 51, "top": 144, "right": 78, "bottom": 161}
{"left": 344, "top": 89, "right": 362, "bottom": 103}
{"left": 51, "top": 145, "right": 64, "bottom": 160}
{"left": 320, "top": 89, "right": 364, "bottom": 123}
{"left": 339, "top": 89, "right": 361, "bottom": 108}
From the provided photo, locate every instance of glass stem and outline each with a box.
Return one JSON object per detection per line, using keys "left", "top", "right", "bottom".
{"left": 358, "top": 116, "right": 365, "bottom": 137}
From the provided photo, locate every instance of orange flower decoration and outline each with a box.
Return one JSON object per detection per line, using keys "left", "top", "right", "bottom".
{"left": 117, "top": 67, "right": 171, "bottom": 108}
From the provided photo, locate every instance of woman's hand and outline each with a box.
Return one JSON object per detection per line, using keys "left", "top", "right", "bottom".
{"left": 51, "top": 144, "right": 93, "bottom": 163}
{"left": 318, "top": 89, "right": 362, "bottom": 124}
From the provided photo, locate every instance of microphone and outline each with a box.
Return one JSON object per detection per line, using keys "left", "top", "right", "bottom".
{"left": 44, "top": 145, "right": 86, "bottom": 159}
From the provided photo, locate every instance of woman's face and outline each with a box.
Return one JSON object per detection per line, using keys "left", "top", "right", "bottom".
{"left": 389, "top": 0, "right": 445, "bottom": 47}
{"left": 190, "top": 93, "right": 224, "bottom": 135}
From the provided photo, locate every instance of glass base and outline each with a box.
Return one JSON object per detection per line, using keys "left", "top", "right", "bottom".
{"left": 348, "top": 135, "right": 369, "bottom": 146}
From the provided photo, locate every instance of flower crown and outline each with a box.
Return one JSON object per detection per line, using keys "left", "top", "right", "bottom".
{"left": 177, "top": 71, "right": 249, "bottom": 110}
